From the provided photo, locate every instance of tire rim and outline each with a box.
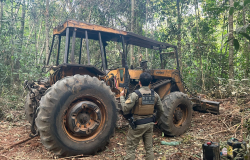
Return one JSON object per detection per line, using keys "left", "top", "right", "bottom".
{"left": 63, "top": 96, "right": 107, "bottom": 141}
{"left": 173, "top": 104, "right": 188, "bottom": 127}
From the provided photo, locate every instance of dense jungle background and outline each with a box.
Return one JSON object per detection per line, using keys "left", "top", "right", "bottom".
{"left": 0, "top": 0, "right": 250, "bottom": 159}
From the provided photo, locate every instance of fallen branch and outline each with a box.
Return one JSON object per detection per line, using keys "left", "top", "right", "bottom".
{"left": 222, "top": 118, "right": 229, "bottom": 129}
{"left": 195, "top": 136, "right": 206, "bottom": 140}
{"left": 204, "top": 123, "right": 240, "bottom": 139}
{"left": 207, "top": 118, "right": 218, "bottom": 124}
{"left": 0, "top": 136, "right": 35, "bottom": 154}
{"left": 234, "top": 124, "right": 241, "bottom": 137}
{"left": 208, "top": 129, "right": 232, "bottom": 136}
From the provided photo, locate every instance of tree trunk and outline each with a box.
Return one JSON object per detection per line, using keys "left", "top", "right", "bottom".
{"left": 228, "top": 0, "right": 234, "bottom": 79}
{"left": 195, "top": 0, "right": 205, "bottom": 93}
{"left": 10, "top": 0, "right": 14, "bottom": 84}
{"left": 247, "top": 45, "right": 250, "bottom": 78}
{"left": 145, "top": 0, "right": 148, "bottom": 61}
{"left": 242, "top": 6, "right": 249, "bottom": 78}
{"left": 45, "top": 0, "right": 50, "bottom": 65}
{"left": 66, "top": 0, "right": 75, "bottom": 16}
{"left": 0, "top": 0, "right": 3, "bottom": 32}
{"left": 221, "top": 22, "right": 229, "bottom": 78}
{"left": 177, "top": 0, "right": 182, "bottom": 72}
{"left": 36, "top": 21, "right": 43, "bottom": 65}
{"left": 220, "top": 15, "right": 226, "bottom": 77}
{"left": 130, "top": 0, "right": 135, "bottom": 67}
{"left": 13, "top": 0, "right": 25, "bottom": 81}
{"left": 38, "top": 41, "right": 46, "bottom": 64}
{"left": 20, "top": 0, "right": 25, "bottom": 49}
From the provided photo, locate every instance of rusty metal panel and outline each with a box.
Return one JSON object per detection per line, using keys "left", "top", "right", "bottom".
{"left": 128, "top": 69, "right": 184, "bottom": 93}
{"left": 106, "top": 69, "right": 124, "bottom": 97}
{"left": 53, "top": 20, "right": 175, "bottom": 50}
{"left": 155, "top": 83, "right": 171, "bottom": 99}
{"left": 107, "top": 69, "right": 120, "bottom": 86}
{"left": 49, "top": 64, "right": 105, "bottom": 85}
{"left": 53, "top": 20, "right": 127, "bottom": 36}
{"left": 148, "top": 69, "right": 185, "bottom": 93}
{"left": 128, "top": 70, "right": 143, "bottom": 79}
{"left": 191, "top": 97, "right": 220, "bottom": 114}
{"left": 171, "top": 71, "right": 185, "bottom": 93}
{"left": 149, "top": 69, "right": 174, "bottom": 77}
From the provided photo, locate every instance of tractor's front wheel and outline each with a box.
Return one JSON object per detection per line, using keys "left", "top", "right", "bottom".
{"left": 35, "top": 75, "right": 117, "bottom": 156}
{"left": 158, "top": 92, "right": 192, "bottom": 136}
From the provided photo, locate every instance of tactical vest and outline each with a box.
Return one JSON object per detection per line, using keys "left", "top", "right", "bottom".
{"left": 132, "top": 89, "right": 155, "bottom": 115}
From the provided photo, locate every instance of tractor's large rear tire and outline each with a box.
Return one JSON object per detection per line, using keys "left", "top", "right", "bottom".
{"left": 35, "top": 75, "right": 117, "bottom": 156}
{"left": 158, "top": 92, "right": 192, "bottom": 136}
{"left": 25, "top": 93, "right": 33, "bottom": 123}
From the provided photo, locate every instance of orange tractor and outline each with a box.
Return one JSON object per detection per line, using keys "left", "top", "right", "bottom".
{"left": 24, "top": 20, "right": 219, "bottom": 156}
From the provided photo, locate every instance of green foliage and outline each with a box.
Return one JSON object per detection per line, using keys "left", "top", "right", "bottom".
{"left": 0, "top": 0, "right": 249, "bottom": 113}
{"left": 239, "top": 32, "right": 250, "bottom": 41}
{"left": 244, "top": 0, "right": 250, "bottom": 6}
{"left": 233, "top": 39, "right": 240, "bottom": 51}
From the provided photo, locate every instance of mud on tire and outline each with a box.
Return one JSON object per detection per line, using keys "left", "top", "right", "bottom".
{"left": 35, "top": 75, "right": 117, "bottom": 156}
{"left": 25, "top": 93, "right": 34, "bottom": 123}
{"left": 158, "top": 92, "right": 192, "bottom": 136}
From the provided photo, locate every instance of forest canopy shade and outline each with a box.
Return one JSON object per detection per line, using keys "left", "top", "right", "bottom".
{"left": 53, "top": 19, "right": 176, "bottom": 50}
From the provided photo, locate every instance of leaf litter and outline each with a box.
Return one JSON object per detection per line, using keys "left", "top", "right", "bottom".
{"left": 0, "top": 97, "right": 249, "bottom": 159}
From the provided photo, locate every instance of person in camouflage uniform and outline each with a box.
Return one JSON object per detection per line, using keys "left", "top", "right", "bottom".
{"left": 120, "top": 72, "right": 164, "bottom": 160}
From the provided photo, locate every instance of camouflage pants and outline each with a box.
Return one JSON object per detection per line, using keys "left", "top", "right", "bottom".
{"left": 125, "top": 123, "right": 154, "bottom": 160}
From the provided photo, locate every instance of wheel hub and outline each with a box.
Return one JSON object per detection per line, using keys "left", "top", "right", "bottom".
{"left": 173, "top": 105, "right": 188, "bottom": 127}
{"left": 78, "top": 113, "right": 90, "bottom": 125}
{"left": 174, "top": 109, "right": 183, "bottom": 121}
{"left": 67, "top": 101, "right": 101, "bottom": 137}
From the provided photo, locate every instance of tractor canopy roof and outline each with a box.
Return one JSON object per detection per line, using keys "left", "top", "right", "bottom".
{"left": 53, "top": 19, "right": 176, "bottom": 50}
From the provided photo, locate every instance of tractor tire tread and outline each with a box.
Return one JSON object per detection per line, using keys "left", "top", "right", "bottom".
{"left": 158, "top": 92, "right": 192, "bottom": 136}
{"left": 36, "top": 74, "right": 117, "bottom": 156}
{"left": 25, "top": 93, "right": 33, "bottom": 123}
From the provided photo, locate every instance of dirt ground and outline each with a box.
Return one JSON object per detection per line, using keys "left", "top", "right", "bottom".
{"left": 0, "top": 98, "right": 249, "bottom": 160}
